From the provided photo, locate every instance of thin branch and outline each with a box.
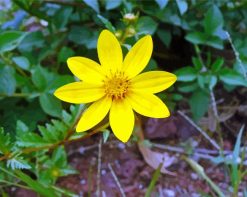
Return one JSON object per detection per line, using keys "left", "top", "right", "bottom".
{"left": 225, "top": 31, "right": 247, "bottom": 78}
{"left": 108, "top": 163, "right": 126, "bottom": 197}
{"left": 152, "top": 143, "right": 215, "bottom": 160}
{"left": 177, "top": 110, "right": 221, "bottom": 150}
{"left": 0, "top": 93, "right": 34, "bottom": 98}
{"left": 0, "top": 180, "right": 31, "bottom": 190}
{"left": 210, "top": 90, "right": 219, "bottom": 120}
{"left": 96, "top": 137, "right": 102, "bottom": 197}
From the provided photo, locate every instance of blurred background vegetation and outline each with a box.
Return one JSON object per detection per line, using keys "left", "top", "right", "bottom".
{"left": 0, "top": 0, "right": 247, "bottom": 196}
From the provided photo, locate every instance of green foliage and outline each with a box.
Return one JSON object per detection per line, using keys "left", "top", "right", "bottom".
{"left": 145, "top": 163, "right": 162, "bottom": 197}
{"left": 16, "top": 105, "right": 79, "bottom": 148}
{"left": 185, "top": 157, "right": 224, "bottom": 197}
{"left": 0, "top": 65, "right": 16, "bottom": 96}
{"left": 189, "top": 90, "right": 210, "bottom": 122}
{"left": 0, "top": 128, "right": 12, "bottom": 154}
{"left": 15, "top": 170, "right": 58, "bottom": 197}
{"left": 136, "top": 16, "right": 158, "bottom": 35}
{"left": 0, "top": 106, "right": 79, "bottom": 195}
{"left": 102, "top": 129, "right": 111, "bottom": 143}
{"left": 0, "top": 31, "right": 27, "bottom": 53}
{"left": 211, "top": 125, "right": 246, "bottom": 195}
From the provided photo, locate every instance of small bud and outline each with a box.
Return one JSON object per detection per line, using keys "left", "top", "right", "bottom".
{"left": 52, "top": 169, "right": 60, "bottom": 177}
{"left": 115, "top": 30, "right": 123, "bottom": 39}
{"left": 123, "top": 13, "right": 138, "bottom": 24}
{"left": 40, "top": 19, "right": 48, "bottom": 27}
{"left": 124, "top": 13, "right": 136, "bottom": 21}
{"left": 125, "top": 26, "right": 136, "bottom": 37}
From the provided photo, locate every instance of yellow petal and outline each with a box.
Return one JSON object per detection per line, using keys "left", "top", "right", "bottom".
{"left": 109, "top": 99, "right": 134, "bottom": 143}
{"left": 76, "top": 96, "right": 112, "bottom": 132}
{"left": 54, "top": 82, "right": 105, "bottom": 104}
{"left": 67, "top": 57, "right": 105, "bottom": 84}
{"left": 123, "top": 35, "right": 153, "bottom": 78}
{"left": 97, "top": 30, "right": 123, "bottom": 72}
{"left": 131, "top": 71, "right": 177, "bottom": 93}
{"left": 127, "top": 92, "right": 170, "bottom": 118}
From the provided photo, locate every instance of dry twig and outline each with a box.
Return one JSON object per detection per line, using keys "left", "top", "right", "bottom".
{"left": 96, "top": 138, "right": 102, "bottom": 197}
{"left": 178, "top": 110, "right": 221, "bottom": 150}
{"left": 108, "top": 163, "right": 126, "bottom": 197}
{"left": 225, "top": 31, "right": 247, "bottom": 78}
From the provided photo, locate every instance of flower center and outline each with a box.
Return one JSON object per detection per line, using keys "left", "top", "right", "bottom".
{"left": 103, "top": 71, "right": 130, "bottom": 100}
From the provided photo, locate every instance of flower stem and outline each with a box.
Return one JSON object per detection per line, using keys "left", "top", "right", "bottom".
{"left": 0, "top": 93, "right": 32, "bottom": 98}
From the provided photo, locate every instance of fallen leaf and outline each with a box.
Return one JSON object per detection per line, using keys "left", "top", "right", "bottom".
{"left": 138, "top": 143, "right": 177, "bottom": 175}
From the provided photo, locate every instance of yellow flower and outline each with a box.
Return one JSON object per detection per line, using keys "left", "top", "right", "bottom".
{"left": 54, "top": 29, "right": 176, "bottom": 143}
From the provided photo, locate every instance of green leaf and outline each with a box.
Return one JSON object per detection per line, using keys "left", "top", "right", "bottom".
{"left": 203, "top": 5, "right": 223, "bottom": 35}
{"left": 206, "top": 36, "right": 223, "bottom": 49}
{"left": 47, "top": 75, "right": 73, "bottom": 93}
{"left": 51, "top": 120, "right": 68, "bottom": 136}
{"left": 12, "top": 56, "right": 30, "bottom": 71}
{"left": 178, "top": 83, "right": 198, "bottom": 93}
{"left": 62, "top": 105, "right": 80, "bottom": 126}
{"left": 17, "top": 132, "right": 51, "bottom": 147}
{"left": 53, "top": 7, "right": 73, "bottom": 30}
{"left": 39, "top": 93, "right": 62, "bottom": 117}
{"left": 31, "top": 66, "right": 48, "bottom": 90}
{"left": 102, "top": 129, "right": 110, "bottom": 143}
{"left": 38, "top": 121, "right": 67, "bottom": 143}
{"left": 232, "top": 125, "right": 244, "bottom": 165}
{"left": 83, "top": 0, "right": 99, "bottom": 13}
{"left": 0, "top": 127, "right": 12, "bottom": 154}
{"left": 211, "top": 58, "right": 224, "bottom": 72}
{"left": 0, "top": 31, "right": 27, "bottom": 53}
{"left": 209, "top": 75, "right": 217, "bottom": 90}
{"left": 59, "top": 168, "right": 78, "bottom": 176}
{"left": 97, "top": 15, "right": 116, "bottom": 32}
{"left": 184, "top": 158, "right": 224, "bottom": 197}
{"left": 38, "top": 125, "right": 59, "bottom": 142}
{"left": 172, "top": 93, "right": 183, "bottom": 101}
{"left": 189, "top": 90, "right": 209, "bottom": 121}
{"left": 32, "top": 66, "right": 69, "bottom": 94}
{"left": 176, "top": 0, "right": 188, "bottom": 15}
{"left": 0, "top": 66, "right": 16, "bottom": 96}
{"left": 185, "top": 32, "right": 207, "bottom": 44}
{"left": 219, "top": 68, "right": 247, "bottom": 87}
{"left": 52, "top": 146, "right": 67, "bottom": 167}
{"left": 186, "top": 32, "right": 223, "bottom": 49}
{"left": 175, "top": 67, "right": 197, "bottom": 82}
{"left": 15, "top": 170, "right": 58, "bottom": 197}
{"left": 197, "top": 75, "right": 205, "bottom": 89}
{"left": 58, "top": 47, "right": 74, "bottom": 63}
{"left": 68, "top": 26, "right": 99, "bottom": 49}
{"left": 192, "top": 57, "right": 203, "bottom": 71}
{"left": 157, "top": 29, "right": 171, "bottom": 47}
{"left": 155, "top": 0, "right": 169, "bottom": 9}
{"left": 145, "top": 163, "right": 162, "bottom": 197}
{"left": 37, "top": 106, "right": 79, "bottom": 143}
{"left": 137, "top": 16, "right": 158, "bottom": 35}
{"left": 105, "top": 0, "right": 122, "bottom": 10}
{"left": 18, "top": 31, "right": 44, "bottom": 52}
{"left": 7, "top": 158, "right": 31, "bottom": 170}
{"left": 16, "top": 120, "right": 29, "bottom": 134}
